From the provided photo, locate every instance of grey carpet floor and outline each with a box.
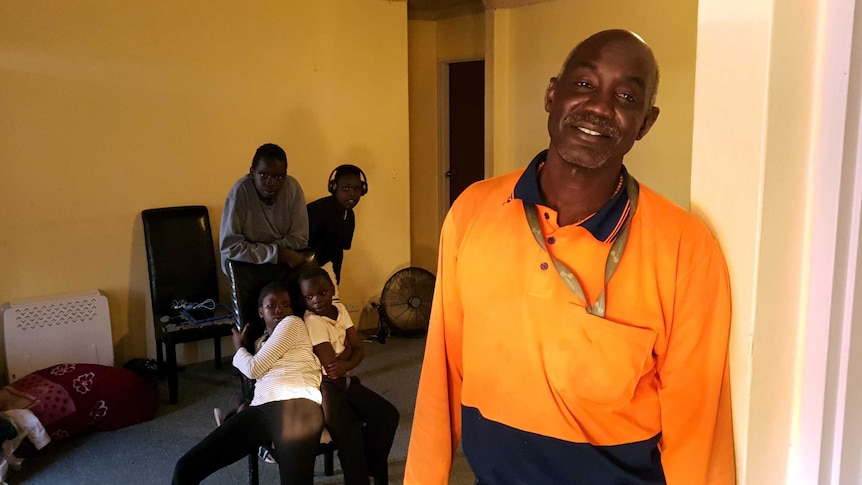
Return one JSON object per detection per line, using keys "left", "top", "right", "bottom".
{"left": 5, "top": 336, "right": 476, "bottom": 484}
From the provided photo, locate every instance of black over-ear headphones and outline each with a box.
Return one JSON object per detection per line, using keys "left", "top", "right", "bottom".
{"left": 328, "top": 164, "right": 368, "bottom": 196}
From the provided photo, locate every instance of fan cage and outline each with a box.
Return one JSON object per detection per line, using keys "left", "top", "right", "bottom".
{"left": 378, "top": 267, "right": 435, "bottom": 337}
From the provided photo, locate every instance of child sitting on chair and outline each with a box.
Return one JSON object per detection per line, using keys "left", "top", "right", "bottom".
{"left": 211, "top": 283, "right": 285, "bottom": 464}
{"left": 174, "top": 281, "right": 324, "bottom": 485}
{"left": 298, "top": 266, "right": 399, "bottom": 485}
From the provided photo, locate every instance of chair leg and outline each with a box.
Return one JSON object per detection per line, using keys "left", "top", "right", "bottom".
{"left": 213, "top": 336, "right": 222, "bottom": 369}
{"left": 156, "top": 338, "right": 164, "bottom": 368}
{"left": 324, "top": 448, "right": 334, "bottom": 476}
{"left": 166, "top": 343, "right": 179, "bottom": 404}
{"left": 248, "top": 450, "right": 259, "bottom": 485}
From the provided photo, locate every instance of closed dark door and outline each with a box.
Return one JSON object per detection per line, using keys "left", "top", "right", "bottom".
{"left": 447, "top": 60, "right": 485, "bottom": 206}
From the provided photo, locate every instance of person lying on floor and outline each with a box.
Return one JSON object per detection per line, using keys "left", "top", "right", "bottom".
{"left": 172, "top": 281, "right": 324, "bottom": 485}
{"left": 298, "top": 266, "right": 400, "bottom": 485}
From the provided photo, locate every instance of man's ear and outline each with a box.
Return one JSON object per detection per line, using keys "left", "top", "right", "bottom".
{"left": 544, "top": 77, "right": 558, "bottom": 113}
{"left": 258, "top": 308, "right": 264, "bottom": 318}
{"left": 636, "top": 106, "right": 660, "bottom": 140}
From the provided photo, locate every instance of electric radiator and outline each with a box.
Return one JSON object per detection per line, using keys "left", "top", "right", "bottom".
{"left": 0, "top": 290, "right": 114, "bottom": 383}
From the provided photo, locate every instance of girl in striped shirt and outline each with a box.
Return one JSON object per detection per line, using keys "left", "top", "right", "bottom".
{"left": 173, "top": 281, "right": 324, "bottom": 485}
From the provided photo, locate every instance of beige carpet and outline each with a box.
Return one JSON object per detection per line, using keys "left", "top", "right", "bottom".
{"left": 7, "top": 335, "right": 475, "bottom": 485}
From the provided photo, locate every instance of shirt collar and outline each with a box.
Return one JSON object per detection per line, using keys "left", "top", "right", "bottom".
{"left": 511, "top": 149, "right": 631, "bottom": 242}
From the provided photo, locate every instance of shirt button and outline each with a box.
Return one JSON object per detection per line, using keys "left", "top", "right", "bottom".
{"left": 540, "top": 262, "right": 549, "bottom": 270}
{"left": 547, "top": 237, "right": 556, "bottom": 244}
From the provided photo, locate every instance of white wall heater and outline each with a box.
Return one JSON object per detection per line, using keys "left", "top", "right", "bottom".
{"left": 0, "top": 290, "right": 114, "bottom": 383}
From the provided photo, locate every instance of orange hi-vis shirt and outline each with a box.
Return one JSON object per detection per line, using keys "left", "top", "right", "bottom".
{"left": 405, "top": 151, "right": 735, "bottom": 485}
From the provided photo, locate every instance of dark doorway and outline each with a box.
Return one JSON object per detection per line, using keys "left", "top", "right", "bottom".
{"left": 447, "top": 60, "right": 485, "bottom": 206}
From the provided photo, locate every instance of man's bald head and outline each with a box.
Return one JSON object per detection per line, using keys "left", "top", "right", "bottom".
{"left": 558, "top": 30, "right": 660, "bottom": 107}
{"left": 544, "top": 29, "right": 662, "bottom": 170}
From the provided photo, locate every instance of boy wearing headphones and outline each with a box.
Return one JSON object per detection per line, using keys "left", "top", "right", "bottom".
{"left": 307, "top": 165, "right": 368, "bottom": 287}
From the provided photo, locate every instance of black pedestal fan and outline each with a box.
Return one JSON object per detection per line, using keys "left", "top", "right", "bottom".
{"left": 367, "top": 267, "right": 436, "bottom": 343}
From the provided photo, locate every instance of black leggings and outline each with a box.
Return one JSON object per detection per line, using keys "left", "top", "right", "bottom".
{"left": 321, "top": 376, "right": 400, "bottom": 485}
{"left": 173, "top": 398, "right": 324, "bottom": 485}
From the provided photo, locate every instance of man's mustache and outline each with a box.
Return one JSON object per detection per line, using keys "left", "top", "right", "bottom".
{"left": 562, "top": 113, "right": 619, "bottom": 137}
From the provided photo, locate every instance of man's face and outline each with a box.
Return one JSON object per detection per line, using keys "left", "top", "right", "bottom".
{"left": 334, "top": 174, "right": 363, "bottom": 211}
{"left": 257, "top": 290, "right": 293, "bottom": 333}
{"left": 250, "top": 157, "right": 287, "bottom": 201}
{"left": 545, "top": 36, "right": 659, "bottom": 170}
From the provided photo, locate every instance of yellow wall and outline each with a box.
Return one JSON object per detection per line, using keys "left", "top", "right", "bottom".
{"left": 410, "top": 2, "right": 696, "bottom": 273}
{"left": 408, "top": 13, "right": 485, "bottom": 273}
{"left": 0, "top": 1, "right": 411, "bottom": 367}
{"left": 437, "top": 13, "right": 486, "bottom": 61}
{"left": 488, "top": 0, "right": 697, "bottom": 208}
{"left": 409, "top": 20, "right": 441, "bottom": 273}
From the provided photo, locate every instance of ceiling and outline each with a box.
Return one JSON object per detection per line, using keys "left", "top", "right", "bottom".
{"left": 407, "top": 0, "right": 485, "bottom": 19}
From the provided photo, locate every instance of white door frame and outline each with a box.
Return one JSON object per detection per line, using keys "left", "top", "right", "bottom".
{"left": 791, "top": 0, "right": 861, "bottom": 483}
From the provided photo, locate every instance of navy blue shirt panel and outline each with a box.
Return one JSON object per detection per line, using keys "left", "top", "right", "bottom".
{"left": 462, "top": 406, "right": 666, "bottom": 485}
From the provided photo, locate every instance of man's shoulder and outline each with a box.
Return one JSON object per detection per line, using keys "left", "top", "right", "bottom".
{"left": 638, "top": 183, "right": 721, "bottom": 252}
{"left": 640, "top": 184, "right": 700, "bottom": 224}
{"left": 334, "top": 302, "right": 355, "bottom": 328}
{"left": 278, "top": 175, "right": 305, "bottom": 205}
{"left": 307, "top": 195, "right": 333, "bottom": 210}
{"left": 227, "top": 175, "right": 254, "bottom": 198}
{"left": 638, "top": 184, "right": 688, "bottom": 218}
{"left": 274, "top": 315, "right": 306, "bottom": 335}
{"left": 443, "top": 169, "right": 523, "bottom": 233}
{"left": 452, "top": 170, "right": 523, "bottom": 211}
{"left": 302, "top": 310, "right": 325, "bottom": 327}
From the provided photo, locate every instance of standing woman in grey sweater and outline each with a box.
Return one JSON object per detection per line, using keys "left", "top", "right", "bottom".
{"left": 219, "top": 143, "right": 309, "bottom": 274}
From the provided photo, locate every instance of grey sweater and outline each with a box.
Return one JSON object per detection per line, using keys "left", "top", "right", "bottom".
{"left": 219, "top": 174, "right": 309, "bottom": 274}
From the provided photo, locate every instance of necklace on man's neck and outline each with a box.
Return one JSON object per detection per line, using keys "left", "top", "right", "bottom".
{"left": 536, "top": 161, "right": 625, "bottom": 225}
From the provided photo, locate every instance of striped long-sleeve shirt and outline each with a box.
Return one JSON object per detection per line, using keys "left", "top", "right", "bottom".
{"left": 233, "top": 315, "right": 322, "bottom": 406}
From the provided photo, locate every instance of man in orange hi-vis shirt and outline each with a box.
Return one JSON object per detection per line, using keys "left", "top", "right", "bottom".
{"left": 405, "top": 30, "right": 735, "bottom": 485}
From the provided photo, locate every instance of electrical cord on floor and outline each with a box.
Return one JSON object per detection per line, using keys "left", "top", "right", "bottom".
{"left": 364, "top": 302, "right": 389, "bottom": 344}
{"left": 171, "top": 299, "right": 217, "bottom": 311}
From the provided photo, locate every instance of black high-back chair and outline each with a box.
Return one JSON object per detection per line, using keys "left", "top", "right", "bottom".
{"left": 225, "top": 258, "right": 337, "bottom": 484}
{"left": 226, "top": 259, "right": 292, "bottom": 381}
{"left": 142, "top": 206, "right": 235, "bottom": 404}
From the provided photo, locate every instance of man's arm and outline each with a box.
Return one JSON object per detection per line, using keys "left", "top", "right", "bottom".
{"left": 657, "top": 230, "right": 736, "bottom": 484}
{"left": 330, "top": 327, "right": 363, "bottom": 376}
{"left": 219, "top": 193, "right": 279, "bottom": 266}
{"left": 313, "top": 327, "right": 363, "bottom": 379}
{"left": 233, "top": 316, "right": 305, "bottom": 380}
{"left": 277, "top": 177, "right": 309, "bottom": 250}
{"left": 306, "top": 199, "right": 323, "bottom": 250}
{"left": 404, "top": 212, "right": 465, "bottom": 485}
{"left": 342, "top": 211, "right": 355, "bottom": 250}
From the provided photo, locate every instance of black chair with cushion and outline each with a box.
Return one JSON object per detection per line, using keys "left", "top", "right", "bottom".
{"left": 225, "top": 258, "right": 337, "bottom": 485}
{"left": 142, "top": 206, "right": 235, "bottom": 404}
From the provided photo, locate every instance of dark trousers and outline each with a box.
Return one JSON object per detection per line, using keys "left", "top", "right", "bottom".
{"left": 321, "top": 376, "right": 400, "bottom": 485}
{"left": 173, "top": 398, "right": 323, "bottom": 485}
